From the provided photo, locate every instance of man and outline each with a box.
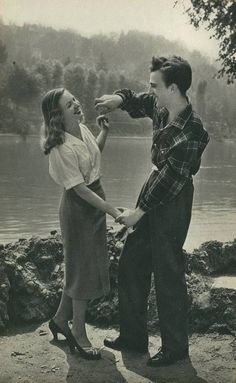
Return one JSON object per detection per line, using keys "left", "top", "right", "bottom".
{"left": 95, "top": 56, "right": 209, "bottom": 367}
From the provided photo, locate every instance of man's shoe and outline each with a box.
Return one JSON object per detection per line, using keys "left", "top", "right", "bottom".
{"left": 104, "top": 336, "right": 148, "bottom": 353}
{"left": 147, "top": 347, "right": 189, "bottom": 367}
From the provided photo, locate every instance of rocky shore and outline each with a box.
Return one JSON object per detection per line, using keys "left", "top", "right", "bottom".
{"left": 0, "top": 228, "right": 236, "bottom": 335}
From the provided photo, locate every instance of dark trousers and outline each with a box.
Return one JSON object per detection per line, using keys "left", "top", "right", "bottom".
{"left": 118, "top": 178, "right": 194, "bottom": 354}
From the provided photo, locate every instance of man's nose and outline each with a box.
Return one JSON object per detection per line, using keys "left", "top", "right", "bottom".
{"left": 148, "top": 86, "right": 153, "bottom": 94}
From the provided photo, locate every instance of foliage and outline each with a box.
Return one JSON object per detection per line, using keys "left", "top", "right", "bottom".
{"left": 0, "top": 22, "right": 235, "bottom": 137}
{"left": 7, "top": 63, "right": 40, "bottom": 105}
{"left": 177, "top": 0, "right": 236, "bottom": 83}
{"left": 64, "top": 64, "right": 85, "bottom": 103}
{"left": 0, "top": 40, "right": 8, "bottom": 64}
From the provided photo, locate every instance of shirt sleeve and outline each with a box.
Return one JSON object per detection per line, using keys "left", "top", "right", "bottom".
{"left": 138, "top": 139, "right": 202, "bottom": 211}
{"left": 49, "top": 145, "right": 85, "bottom": 190}
{"left": 114, "top": 89, "right": 157, "bottom": 119}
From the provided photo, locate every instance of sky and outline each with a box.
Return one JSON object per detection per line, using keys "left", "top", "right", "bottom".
{"left": 0, "top": 0, "right": 219, "bottom": 59}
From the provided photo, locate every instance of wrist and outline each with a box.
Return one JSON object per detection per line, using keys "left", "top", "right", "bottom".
{"left": 101, "top": 127, "right": 109, "bottom": 133}
{"left": 135, "top": 207, "right": 145, "bottom": 219}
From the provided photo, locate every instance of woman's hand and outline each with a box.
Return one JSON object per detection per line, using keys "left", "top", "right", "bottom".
{"left": 115, "top": 207, "right": 145, "bottom": 228}
{"left": 96, "top": 115, "right": 109, "bottom": 131}
{"left": 94, "top": 94, "right": 123, "bottom": 113}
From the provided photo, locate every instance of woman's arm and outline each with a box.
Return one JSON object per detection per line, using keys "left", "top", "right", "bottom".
{"left": 73, "top": 182, "right": 120, "bottom": 219}
{"left": 96, "top": 115, "right": 109, "bottom": 152}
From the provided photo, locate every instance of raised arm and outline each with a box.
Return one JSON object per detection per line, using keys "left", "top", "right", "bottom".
{"left": 95, "top": 89, "right": 156, "bottom": 119}
{"left": 95, "top": 115, "right": 110, "bottom": 152}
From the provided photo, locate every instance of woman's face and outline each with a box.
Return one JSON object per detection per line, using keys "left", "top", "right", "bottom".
{"left": 59, "top": 90, "right": 84, "bottom": 125}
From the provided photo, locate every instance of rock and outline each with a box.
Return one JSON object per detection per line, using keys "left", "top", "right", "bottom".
{"left": 0, "top": 230, "right": 236, "bottom": 334}
{"left": 187, "top": 239, "right": 236, "bottom": 275}
{"left": 0, "top": 235, "right": 64, "bottom": 329}
{"left": 0, "top": 267, "right": 10, "bottom": 331}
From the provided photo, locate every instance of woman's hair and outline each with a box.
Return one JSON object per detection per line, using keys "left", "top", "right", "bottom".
{"left": 41, "top": 88, "right": 66, "bottom": 155}
{"left": 150, "top": 55, "right": 192, "bottom": 96}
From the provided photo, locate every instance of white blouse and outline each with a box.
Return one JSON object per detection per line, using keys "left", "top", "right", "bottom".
{"left": 49, "top": 124, "right": 101, "bottom": 190}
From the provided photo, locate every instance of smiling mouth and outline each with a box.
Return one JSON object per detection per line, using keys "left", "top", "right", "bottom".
{"left": 74, "top": 109, "right": 82, "bottom": 115}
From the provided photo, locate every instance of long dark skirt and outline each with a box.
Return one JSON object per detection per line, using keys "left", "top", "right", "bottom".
{"left": 59, "top": 179, "right": 110, "bottom": 300}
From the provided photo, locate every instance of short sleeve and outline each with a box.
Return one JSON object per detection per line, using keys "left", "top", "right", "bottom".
{"left": 49, "top": 145, "right": 85, "bottom": 189}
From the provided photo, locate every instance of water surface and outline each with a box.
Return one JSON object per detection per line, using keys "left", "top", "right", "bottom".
{"left": 0, "top": 135, "right": 235, "bottom": 251}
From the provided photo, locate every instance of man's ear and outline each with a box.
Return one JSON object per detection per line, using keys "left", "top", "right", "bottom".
{"left": 170, "top": 84, "right": 177, "bottom": 92}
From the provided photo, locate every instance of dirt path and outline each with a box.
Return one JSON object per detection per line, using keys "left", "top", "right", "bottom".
{"left": 0, "top": 322, "right": 236, "bottom": 383}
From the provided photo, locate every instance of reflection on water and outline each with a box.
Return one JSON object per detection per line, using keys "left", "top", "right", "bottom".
{"left": 0, "top": 135, "right": 235, "bottom": 250}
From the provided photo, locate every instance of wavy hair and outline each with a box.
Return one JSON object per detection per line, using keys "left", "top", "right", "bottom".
{"left": 150, "top": 56, "right": 192, "bottom": 95}
{"left": 41, "top": 88, "right": 66, "bottom": 155}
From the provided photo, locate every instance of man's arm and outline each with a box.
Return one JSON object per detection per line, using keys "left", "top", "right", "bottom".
{"left": 114, "top": 89, "right": 156, "bottom": 119}
{"left": 95, "top": 89, "right": 156, "bottom": 119}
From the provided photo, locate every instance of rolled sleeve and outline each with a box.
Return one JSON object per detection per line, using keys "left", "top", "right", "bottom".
{"left": 114, "top": 89, "right": 156, "bottom": 119}
{"left": 49, "top": 145, "right": 85, "bottom": 189}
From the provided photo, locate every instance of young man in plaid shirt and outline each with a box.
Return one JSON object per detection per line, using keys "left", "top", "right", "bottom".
{"left": 95, "top": 56, "right": 209, "bottom": 367}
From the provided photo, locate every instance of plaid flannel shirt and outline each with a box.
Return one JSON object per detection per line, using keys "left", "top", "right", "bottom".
{"left": 115, "top": 89, "right": 210, "bottom": 212}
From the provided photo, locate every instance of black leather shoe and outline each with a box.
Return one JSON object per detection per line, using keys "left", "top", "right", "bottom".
{"left": 147, "top": 347, "right": 189, "bottom": 367}
{"left": 104, "top": 336, "right": 148, "bottom": 353}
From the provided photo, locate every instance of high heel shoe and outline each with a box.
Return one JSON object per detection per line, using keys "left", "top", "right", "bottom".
{"left": 70, "top": 333, "right": 102, "bottom": 360}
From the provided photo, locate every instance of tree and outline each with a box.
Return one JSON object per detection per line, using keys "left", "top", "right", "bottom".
{"left": 52, "top": 61, "right": 64, "bottom": 88}
{"left": 64, "top": 64, "right": 85, "bottom": 103}
{"left": 196, "top": 80, "right": 207, "bottom": 119}
{"left": 177, "top": 0, "right": 236, "bottom": 83}
{"left": 7, "top": 63, "right": 40, "bottom": 105}
{"left": 97, "top": 69, "right": 107, "bottom": 97}
{"left": 84, "top": 69, "right": 98, "bottom": 121}
{"left": 33, "top": 61, "right": 52, "bottom": 91}
{"left": 96, "top": 52, "right": 108, "bottom": 72}
{"left": 0, "top": 40, "right": 8, "bottom": 64}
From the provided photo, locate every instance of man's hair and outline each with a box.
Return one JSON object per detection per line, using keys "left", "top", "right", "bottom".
{"left": 150, "top": 56, "right": 192, "bottom": 95}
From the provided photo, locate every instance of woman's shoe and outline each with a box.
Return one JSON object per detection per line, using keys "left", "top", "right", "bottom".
{"left": 70, "top": 334, "right": 102, "bottom": 360}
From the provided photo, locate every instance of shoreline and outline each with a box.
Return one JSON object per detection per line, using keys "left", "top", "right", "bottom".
{"left": 1, "top": 133, "right": 236, "bottom": 141}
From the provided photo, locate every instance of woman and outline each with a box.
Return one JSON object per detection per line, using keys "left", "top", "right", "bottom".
{"left": 41, "top": 88, "right": 120, "bottom": 360}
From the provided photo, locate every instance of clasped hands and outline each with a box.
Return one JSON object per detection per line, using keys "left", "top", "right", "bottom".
{"left": 115, "top": 207, "right": 145, "bottom": 228}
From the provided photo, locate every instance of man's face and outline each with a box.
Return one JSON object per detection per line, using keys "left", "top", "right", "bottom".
{"left": 148, "top": 70, "right": 170, "bottom": 108}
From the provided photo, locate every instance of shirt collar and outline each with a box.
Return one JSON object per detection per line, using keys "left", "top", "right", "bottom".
{"left": 64, "top": 131, "right": 84, "bottom": 145}
{"left": 160, "top": 103, "right": 193, "bottom": 131}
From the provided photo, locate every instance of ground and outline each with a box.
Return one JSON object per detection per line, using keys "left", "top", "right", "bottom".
{"left": 0, "top": 323, "right": 235, "bottom": 383}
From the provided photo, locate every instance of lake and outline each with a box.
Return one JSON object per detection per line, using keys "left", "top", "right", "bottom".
{"left": 0, "top": 135, "right": 235, "bottom": 251}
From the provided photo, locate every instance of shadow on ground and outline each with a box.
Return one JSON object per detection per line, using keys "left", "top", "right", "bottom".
{"left": 121, "top": 350, "right": 209, "bottom": 383}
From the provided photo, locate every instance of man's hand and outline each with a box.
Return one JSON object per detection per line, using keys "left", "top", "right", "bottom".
{"left": 94, "top": 94, "right": 123, "bottom": 113}
{"left": 96, "top": 115, "right": 109, "bottom": 131}
{"left": 115, "top": 207, "right": 145, "bottom": 228}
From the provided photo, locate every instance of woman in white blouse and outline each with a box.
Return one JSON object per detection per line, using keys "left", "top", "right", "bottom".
{"left": 41, "top": 88, "right": 120, "bottom": 360}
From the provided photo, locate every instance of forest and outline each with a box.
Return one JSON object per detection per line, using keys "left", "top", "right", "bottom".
{"left": 0, "top": 20, "right": 235, "bottom": 138}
